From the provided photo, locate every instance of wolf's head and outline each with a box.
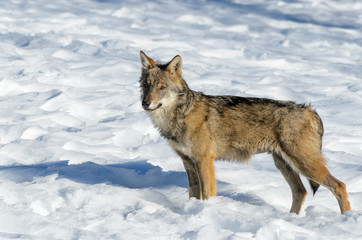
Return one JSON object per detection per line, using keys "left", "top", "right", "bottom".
{"left": 139, "top": 51, "right": 189, "bottom": 112}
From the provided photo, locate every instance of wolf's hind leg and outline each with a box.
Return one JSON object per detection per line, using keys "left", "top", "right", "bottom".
{"left": 301, "top": 162, "right": 350, "bottom": 214}
{"left": 321, "top": 172, "right": 351, "bottom": 214}
{"left": 273, "top": 153, "right": 307, "bottom": 214}
{"left": 282, "top": 149, "right": 350, "bottom": 214}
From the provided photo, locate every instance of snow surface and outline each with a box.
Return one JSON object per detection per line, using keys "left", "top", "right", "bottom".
{"left": 1, "top": 0, "right": 362, "bottom": 239}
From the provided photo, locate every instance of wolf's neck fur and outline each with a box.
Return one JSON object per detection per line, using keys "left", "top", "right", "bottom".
{"left": 149, "top": 84, "right": 195, "bottom": 141}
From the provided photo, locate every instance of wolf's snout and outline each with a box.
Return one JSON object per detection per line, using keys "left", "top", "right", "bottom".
{"left": 142, "top": 100, "right": 151, "bottom": 109}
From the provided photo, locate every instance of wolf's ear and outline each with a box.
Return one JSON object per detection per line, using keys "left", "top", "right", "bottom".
{"left": 166, "top": 55, "right": 182, "bottom": 76}
{"left": 140, "top": 51, "right": 155, "bottom": 69}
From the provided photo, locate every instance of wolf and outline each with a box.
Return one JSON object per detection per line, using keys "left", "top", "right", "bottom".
{"left": 139, "top": 51, "right": 350, "bottom": 214}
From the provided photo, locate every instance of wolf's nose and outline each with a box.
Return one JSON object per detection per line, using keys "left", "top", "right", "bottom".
{"left": 142, "top": 100, "right": 151, "bottom": 109}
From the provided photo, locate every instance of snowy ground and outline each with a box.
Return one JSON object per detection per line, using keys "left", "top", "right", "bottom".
{"left": 1, "top": 0, "right": 362, "bottom": 239}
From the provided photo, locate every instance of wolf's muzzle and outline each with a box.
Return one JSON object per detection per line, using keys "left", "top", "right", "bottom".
{"left": 142, "top": 100, "right": 151, "bottom": 110}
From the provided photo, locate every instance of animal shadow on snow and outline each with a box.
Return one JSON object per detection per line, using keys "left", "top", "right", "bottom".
{"left": 0, "top": 160, "right": 269, "bottom": 208}
{"left": 0, "top": 160, "right": 187, "bottom": 188}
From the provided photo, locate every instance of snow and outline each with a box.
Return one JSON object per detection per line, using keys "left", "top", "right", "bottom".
{"left": 0, "top": 0, "right": 362, "bottom": 239}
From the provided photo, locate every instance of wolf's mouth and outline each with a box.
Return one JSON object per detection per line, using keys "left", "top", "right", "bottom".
{"left": 147, "top": 103, "right": 162, "bottom": 111}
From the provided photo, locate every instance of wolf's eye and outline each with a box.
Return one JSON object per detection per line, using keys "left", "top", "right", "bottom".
{"left": 143, "top": 82, "right": 148, "bottom": 88}
{"left": 160, "top": 85, "right": 166, "bottom": 90}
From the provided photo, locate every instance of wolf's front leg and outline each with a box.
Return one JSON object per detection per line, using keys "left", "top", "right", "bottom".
{"left": 195, "top": 153, "right": 217, "bottom": 199}
{"left": 177, "top": 152, "right": 202, "bottom": 199}
{"left": 183, "top": 159, "right": 202, "bottom": 199}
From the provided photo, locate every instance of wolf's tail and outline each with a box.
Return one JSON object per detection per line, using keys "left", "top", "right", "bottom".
{"left": 309, "top": 180, "right": 320, "bottom": 195}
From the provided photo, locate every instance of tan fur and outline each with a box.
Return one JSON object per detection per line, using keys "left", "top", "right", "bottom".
{"left": 139, "top": 51, "right": 351, "bottom": 214}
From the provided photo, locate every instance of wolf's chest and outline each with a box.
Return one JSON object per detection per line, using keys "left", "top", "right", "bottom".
{"left": 151, "top": 111, "right": 186, "bottom": 139}
{"left": 168, "top": 138, "right": 192, "bottom": 158}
